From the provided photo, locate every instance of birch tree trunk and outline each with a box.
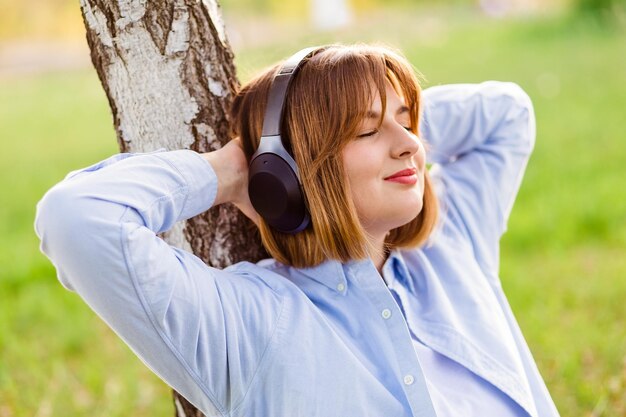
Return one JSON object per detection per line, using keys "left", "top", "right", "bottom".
{"left": 79, "top": 1, "right": 268, "bottom": 415}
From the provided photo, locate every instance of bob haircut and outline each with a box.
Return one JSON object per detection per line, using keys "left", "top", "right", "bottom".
{"left": 229, "top": 43, "right": 439, "bottom": 268}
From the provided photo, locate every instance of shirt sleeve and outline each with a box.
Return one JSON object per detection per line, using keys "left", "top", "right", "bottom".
{"left": 419, "top": 81, "right": 536, "bottom": 278}
{"left": 34, "top": 149, "right": 284, "bottom": 416}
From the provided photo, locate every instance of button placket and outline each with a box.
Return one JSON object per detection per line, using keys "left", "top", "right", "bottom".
{"left": 350, "top": 259, "right": 436, "bottom": 416}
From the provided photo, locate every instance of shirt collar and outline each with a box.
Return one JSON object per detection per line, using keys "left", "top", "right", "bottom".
{"left": 383, "top": 249, "right": 411, "bottom": 286}
{"left": 298, "top": 257, "right": 349, "bottom": 294}
{"left": 297, "top": 249, "right": 409, "bottom": 293}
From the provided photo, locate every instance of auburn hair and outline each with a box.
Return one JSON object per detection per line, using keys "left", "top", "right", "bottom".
{"left": 229, "top": 43, "right": 439, "bottom": 268}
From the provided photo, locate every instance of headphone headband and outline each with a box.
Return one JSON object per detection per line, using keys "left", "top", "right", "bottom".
{"left": 261, "top": 46, "right": 325, "bottom": 137}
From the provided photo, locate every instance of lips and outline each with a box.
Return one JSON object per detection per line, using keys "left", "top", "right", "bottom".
{"left": 384, "top": 168, "right": 417, "bottom": 180}
{"left": 384, "top": 168, "right": 418, "bottom": 185}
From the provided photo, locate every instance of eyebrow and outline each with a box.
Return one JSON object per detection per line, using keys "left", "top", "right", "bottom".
{"left": 366, "top": 105, "right": 410, "bottom": 119}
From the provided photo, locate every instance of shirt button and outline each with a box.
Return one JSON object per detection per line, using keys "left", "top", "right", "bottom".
{"left": 336, "top": 283, "right": 345, "bottom": 292}
{"left": 381, "top": 309, "right": 392, "bottom": 319}
{"left": 403, "top": 374, "right": 414, "bottom": 385}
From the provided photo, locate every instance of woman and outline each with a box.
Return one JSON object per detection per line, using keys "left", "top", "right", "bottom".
{"left": 35, "top": 44, "right": 559, "bottom": 416}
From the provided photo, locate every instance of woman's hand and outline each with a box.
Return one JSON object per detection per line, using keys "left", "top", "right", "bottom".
{"left": 200, "top": 138, "right": 261, "bottom": 226}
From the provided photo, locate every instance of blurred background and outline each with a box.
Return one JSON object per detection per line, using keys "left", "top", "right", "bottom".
{"left": 1, "top": 0, "right": 625, "bottom": 416}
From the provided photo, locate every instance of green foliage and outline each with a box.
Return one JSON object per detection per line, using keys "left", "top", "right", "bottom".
{"left": 576, "top": 0, "right": 622, "bottom": 13}
{"left": 572, "top": 0, "right": 626, "bottom": 24}
{"left": 1, "top": 7, "right": 625, "bottom": 416}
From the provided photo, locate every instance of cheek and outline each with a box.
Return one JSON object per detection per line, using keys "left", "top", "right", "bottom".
{"left": 344, "top": 154, "right": 381, "bottom": 197}
{"left": 349, "top": 172, "right": 388, "bottom": 222}
{"left": 343, "top": 145, "right": 382, "bottom": 178}
{"left": 343, "top": 148, "right": 384, "bottom": 215}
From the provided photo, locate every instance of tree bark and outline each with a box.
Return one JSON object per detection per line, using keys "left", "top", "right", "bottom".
{"left": 79, "top": 0, "right": 268, "bottom": 415}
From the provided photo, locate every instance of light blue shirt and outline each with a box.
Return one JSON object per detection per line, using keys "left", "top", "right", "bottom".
{"left": 35, "top": 81, "right": 560, "bottom": 417}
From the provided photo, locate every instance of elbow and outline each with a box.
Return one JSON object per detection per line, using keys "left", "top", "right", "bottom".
{"left": 35, "top": 185, "right": 81, "bottom": 290}
{"left": 35, "top": 184, "right": 80, "bottom": 253}
{"left": 500, "top": 82, "right": 537, "bottom": 154}
{"left": 35, "top": 184, "right": 123, "bottom": 291}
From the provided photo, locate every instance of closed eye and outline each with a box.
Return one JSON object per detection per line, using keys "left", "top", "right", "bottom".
{"left": 357, "top": 129, "right": 378, "bottom": 138}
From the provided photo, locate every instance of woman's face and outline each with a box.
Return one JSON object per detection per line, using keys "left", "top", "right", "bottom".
{"left": 342, "top": 81, "right": 426, "bottom": 241}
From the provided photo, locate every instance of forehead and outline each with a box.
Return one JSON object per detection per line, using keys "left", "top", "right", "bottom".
{"left": 365, "top": 81, "right": 409, "bottom": 122}
{"left": 371, "top": 80, "right": 406, "bottom": 104}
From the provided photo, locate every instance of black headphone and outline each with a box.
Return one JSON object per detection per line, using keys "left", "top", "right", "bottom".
{"left": 248, "top": 46, "right": 326, "bottom": 234}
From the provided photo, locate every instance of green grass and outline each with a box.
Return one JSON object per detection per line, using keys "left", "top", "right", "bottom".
{"left": 1, "top": 7, "right": 625, "bottom": 416}
{"left": 0, "top": 73, "right": 173, "bottom": 415}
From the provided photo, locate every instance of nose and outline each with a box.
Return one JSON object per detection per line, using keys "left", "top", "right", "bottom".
{"left": 391, "top": 124, "right": 422, "bottom": 160}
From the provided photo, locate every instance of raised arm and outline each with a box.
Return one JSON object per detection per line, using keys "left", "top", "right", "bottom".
{"left": 419, "top": 81, "right": 536, "bottom": 278}
{"left": 34, "top": 146, "right": 280, "bottom": 415}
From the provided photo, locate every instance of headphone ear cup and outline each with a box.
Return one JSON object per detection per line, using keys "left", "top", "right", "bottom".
{"left": 248, "top": 153, "right": 310, "bottom": 234}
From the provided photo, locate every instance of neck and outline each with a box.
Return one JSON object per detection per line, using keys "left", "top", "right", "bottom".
{"left": 370, "top": 235, "right": 390, "bottom": 275}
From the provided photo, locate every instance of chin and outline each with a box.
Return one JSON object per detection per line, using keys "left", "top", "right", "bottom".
{"left": 388, "top": 205, "right": 423, "bottom": 230}
{"left": 404, "top": 202, "right": 424, "bottom": 223}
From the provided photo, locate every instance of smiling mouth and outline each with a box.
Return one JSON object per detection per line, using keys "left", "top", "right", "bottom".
{"left": 384, "top": 174, "right": 418, "bottom": 185}
{"left": 384, "top": 166, "right": 419, "bottom": 184}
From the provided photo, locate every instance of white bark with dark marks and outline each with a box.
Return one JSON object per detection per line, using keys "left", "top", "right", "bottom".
{"left": 79, "top": 1, "right": 268, "bottom": 415}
